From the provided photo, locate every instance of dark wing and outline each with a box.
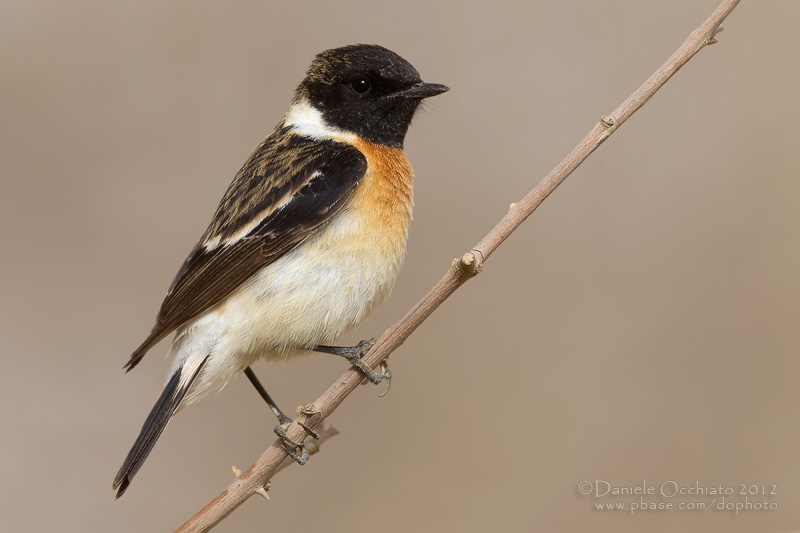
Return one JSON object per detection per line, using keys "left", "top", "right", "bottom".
{"left": 124, "top": 125, "right": 367, "bottom": 370}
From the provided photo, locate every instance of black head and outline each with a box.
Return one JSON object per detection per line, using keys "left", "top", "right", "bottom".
{"left": 295, "top": 44, "right": 448, "bottom": 148}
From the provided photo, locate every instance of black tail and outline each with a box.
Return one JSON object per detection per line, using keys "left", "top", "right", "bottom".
{"left": 113, "top": 355, "right": 209, "bottom": 498}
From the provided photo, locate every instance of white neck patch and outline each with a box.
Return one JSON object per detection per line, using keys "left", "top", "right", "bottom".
{"left": 284, "top": 100, "right": 357, "bottom": 143}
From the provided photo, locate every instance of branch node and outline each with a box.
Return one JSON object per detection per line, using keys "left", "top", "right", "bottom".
{"left": 457, "top": 250, "right": 484, "bottom": 276}
{"left": 597, "top": 115, "right": 618, "bottom": 145}
{"left": 297, "top": 404, "right": 322, "bottom": 429}
{"left": 232, "top": 465, "right": 270, "bottom": 501}
{"left": 600, "top": 115, "right": 617, "bottom": 129}
{"left": 707, "top": 24, "right": 724, "bottom": 45}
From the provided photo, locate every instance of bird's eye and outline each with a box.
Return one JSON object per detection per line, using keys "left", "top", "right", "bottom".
{"left": 350, "top": 77, "right": 371, "bottom": 95}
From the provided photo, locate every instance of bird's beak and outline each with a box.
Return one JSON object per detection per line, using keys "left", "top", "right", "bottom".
{"left": 396, "top": 82, "right": 450, "bottom": 99}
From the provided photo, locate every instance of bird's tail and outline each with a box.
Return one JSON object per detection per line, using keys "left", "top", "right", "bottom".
{"left": 113, "top": 354, "right": 209, "bottom": 498}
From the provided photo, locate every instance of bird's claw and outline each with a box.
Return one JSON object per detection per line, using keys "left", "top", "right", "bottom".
{"left": 281, "top": 444, "right": 309, "bottom": 465}
{"left": 378, "top": 361, "right": 392, "bottom": 397}
{"left": 274, "top": 420, "right": 319, "bottom": 465}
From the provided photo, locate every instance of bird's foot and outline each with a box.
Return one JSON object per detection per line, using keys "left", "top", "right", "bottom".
{"left": 313, "top": 338, "right": 391, "bottom": 395}
{"left": 274, "top": 418, "right": 319, "bottom": 465}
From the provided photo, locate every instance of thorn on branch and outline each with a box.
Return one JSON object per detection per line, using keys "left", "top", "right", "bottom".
{"left": 304, "top": 423, "right": 340, "bottom": 455}
{"left": 254, "top": 485, "right": 271, "bottom": 501}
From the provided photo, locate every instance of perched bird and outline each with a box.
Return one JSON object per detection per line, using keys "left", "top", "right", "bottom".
{"left": 113, "top": 44, "right": 448, "bottom": 497}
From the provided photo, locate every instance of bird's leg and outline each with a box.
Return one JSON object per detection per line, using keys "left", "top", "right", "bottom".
{"left": 312, "top": 339, "right": 392, "bottom": 395}
{"left": 244, "top": 366, "right": 318, "bottom": 465}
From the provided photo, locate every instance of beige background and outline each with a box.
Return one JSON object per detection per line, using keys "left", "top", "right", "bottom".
{"left": 2, "top": 1, "right": 799, "bottom": 532}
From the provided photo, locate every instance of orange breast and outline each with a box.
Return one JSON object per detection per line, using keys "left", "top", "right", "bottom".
{"left": 348, "top": 137, "right": 414, "bottom": 244}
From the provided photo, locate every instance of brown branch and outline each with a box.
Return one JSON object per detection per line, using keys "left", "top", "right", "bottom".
{"left": 229, "top": 423, "right": 340, "bottom": 502}
{"left": 176, "top": 1, "right": 740, "bottom": 531}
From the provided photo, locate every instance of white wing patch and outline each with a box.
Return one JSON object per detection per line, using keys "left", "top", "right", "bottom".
{"left": 203, "top": 170, "right": 325, "bottom": 250}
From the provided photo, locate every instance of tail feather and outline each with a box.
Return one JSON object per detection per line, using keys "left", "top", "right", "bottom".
{"left": 113, "top": 355, "right": 209, "bottom": 498}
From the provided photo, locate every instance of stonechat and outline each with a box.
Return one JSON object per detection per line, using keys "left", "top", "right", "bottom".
{"left": 114, "top": 44, "right": 448, "bottom": 497}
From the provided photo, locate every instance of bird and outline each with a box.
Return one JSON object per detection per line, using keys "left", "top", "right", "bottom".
{"left": 112, "top": 44, "right": 448, "bottom": 498}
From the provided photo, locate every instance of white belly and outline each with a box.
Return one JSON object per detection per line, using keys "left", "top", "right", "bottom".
{"left": 226, "top": 207, "right": 406, "bottom": 357}
{"left": 171, "top": 200, "right": 408, "bottom": 407}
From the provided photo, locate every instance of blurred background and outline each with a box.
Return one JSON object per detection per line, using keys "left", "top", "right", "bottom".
{"left": 2, "top": 1, "right": 798, "bottom": 532}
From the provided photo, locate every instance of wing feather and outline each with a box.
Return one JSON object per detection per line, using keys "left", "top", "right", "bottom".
{"left": 125, "top": 126, "right": 367, "bottom": 370}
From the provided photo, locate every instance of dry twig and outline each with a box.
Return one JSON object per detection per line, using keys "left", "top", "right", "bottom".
{"left": 176, "top": 1, "right": 741, "bottom": 531}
